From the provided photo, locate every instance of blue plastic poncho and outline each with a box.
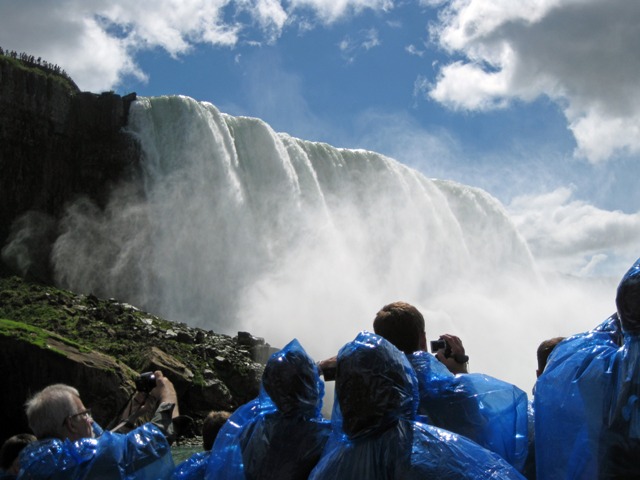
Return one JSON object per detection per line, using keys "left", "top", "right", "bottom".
{"left": 410, "top": 350, "right": 529, "bottom": 470}
{"left": 205, "top": 338, "right": 331, "bottom": 480}
{"left": 203, "top": 396, "right": 275, "bottom": 480}
{"left": 172, "top": 452, "right": 208, "bottom": 480}
{"left": 18, "top": 423, "right": 173, "bottom": 480}
{"left": 309, "top": 331, "right": 525, "bottom": 479}
{"left": 535, "top": 257, "right": 640, "bottom": 479}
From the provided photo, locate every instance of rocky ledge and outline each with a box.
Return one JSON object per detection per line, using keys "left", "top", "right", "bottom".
{"left": 0, "top": 275, "right": 278, "bottom": 446}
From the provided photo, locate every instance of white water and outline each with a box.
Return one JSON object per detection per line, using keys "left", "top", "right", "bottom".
{"left": 45, "top": 95, "right": 617, "bottom": 394}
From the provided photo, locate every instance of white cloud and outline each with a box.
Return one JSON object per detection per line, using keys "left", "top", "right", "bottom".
{"left": 508, "top": 187, "right": 640, "bottom": 277}
{"left": 406, "top": 44, "right": 425, "bottom": 57}
{"left": 339, "top": 28, "right": 381, "bottom": 63}
{"left": 0, "top": 0, "right": 240, "bottom": 91}
{"left": 0, "top": 0, "right": 392, "bottom": 92}
{"left": 236, "top": 0, "right": 288, "bottom": 43}
{"left": 288, "top": 0, "right": 393, "bottom": 23}
{"left": 426, "top": 0, "right": 640, "bottom": 163}
{"left": 362, "top": 28, "right": 381, "bottom": 50}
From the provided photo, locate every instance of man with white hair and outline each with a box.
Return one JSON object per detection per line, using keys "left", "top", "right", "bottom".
{"left": 18, "top": 370, "right": 178, "bottom": 479}
{"left": 24, "top": 384, "right": 94, "bottom": 442}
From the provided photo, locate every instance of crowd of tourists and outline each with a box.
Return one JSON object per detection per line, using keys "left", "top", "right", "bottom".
{"left": 3, "top": 257, "right": 640, "bottom": 479}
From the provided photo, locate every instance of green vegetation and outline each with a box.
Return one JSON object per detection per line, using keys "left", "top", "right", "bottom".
{"left": 0, "top": 48, "right": 79, "bottom": 93}
{"left": 0, "top": 276, "right": 263, "bottom": 402}
{"left": 0, "top": 318, "right": 86, "bottom": 356}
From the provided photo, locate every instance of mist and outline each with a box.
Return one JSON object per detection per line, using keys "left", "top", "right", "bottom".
{"left": 8, "top": 95, "right": 622, "bottom": 395}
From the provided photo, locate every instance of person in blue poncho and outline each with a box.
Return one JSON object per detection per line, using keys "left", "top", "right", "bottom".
{"left": 0, "top": 434, "right": 36, "bottom": 479}
{"left": 18, "top": 371, "right": 178, "bottom": 479}
{"left": 204, "top": 338, "right": 331, "bottom": 480}
{"left": 535, "top": 257, "right": 640, "bottom": 479}
{"left": 309, "top": 331, "right": 525, "bottom": 479}
{"left": 372, "top": 301, "right": 529, "bottom": 471}
{"left": 172, "top": 411, "right": 231, "bottom": 480}
{"left": 521, "top": 336, "right": 565, "bottom": 480}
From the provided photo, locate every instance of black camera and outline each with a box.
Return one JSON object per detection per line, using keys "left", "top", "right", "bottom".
{"left": 430, "top": 339, "right": 452, "bottom": 358}
{"left": 135, "top": 372, "right": 156, "bottom": 393}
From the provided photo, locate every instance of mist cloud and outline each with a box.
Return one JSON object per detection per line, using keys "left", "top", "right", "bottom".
{"left": 426, "top": 0, "right": 640, "bottom": 163}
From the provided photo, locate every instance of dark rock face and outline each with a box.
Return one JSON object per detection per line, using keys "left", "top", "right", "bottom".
{"left": 0, "top": 324, "right": 135, "bottom": 445}
{"left": 0, "top": 56, "right": 140, "bottom": 280}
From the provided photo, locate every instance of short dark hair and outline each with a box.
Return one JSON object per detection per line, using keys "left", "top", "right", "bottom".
{"left": 202, "top": 411, "right": 231, "bottom": 451}
{"left": 536, "top": 337, "right": 565, "bottom": 373}
{"left": 0, "top": 433, "right": 36, "bottom": 470}
{"left": 373, "top": 301, "right": 425, "bottom": 354}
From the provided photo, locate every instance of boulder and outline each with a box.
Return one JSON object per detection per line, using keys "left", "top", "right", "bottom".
{"left": 0, "top": 319, "right": 136, "bottom": 443}
{"left": 136, "top": 345, "right": 195, "bottom": 397}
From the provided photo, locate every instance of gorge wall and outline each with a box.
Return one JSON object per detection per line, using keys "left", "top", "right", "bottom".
{"left": 0, "top": 55, "right": 140, "bottom": 281}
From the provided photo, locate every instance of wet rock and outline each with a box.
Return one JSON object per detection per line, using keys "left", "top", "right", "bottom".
{"left": 0, "top": 322, "right": 135, "bottom": 445}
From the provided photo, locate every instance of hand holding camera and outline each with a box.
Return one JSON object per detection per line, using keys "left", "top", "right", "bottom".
{"left": 135, "top": 372, "right": 157, "bottom": 393}
{"left": 430, "top": 339, "right": 452, "bottom": 358}
{"left": 131, "top": 370, "right": 178, "bottom": 414}
{"left": 430, "top": 334, "right": 469, "bottom": 374}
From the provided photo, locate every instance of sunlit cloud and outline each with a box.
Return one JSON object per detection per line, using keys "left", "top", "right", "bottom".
{"left": 288, "top": 0, "right": 393, "bottom": 23}
{"left": 508, "top": 187, "right": 640, "bottom": 277}
{"left": 0, "top": 0, "right": 392, "bottom": 92}
{"left": 0, "top": 0, "right": 240, "bottom": 91}
{"left": 425, "top": 0, "right": 640, "bottom": 163}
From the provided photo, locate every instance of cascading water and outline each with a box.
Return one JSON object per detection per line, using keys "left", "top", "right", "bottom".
{"left": 46, "top": 95, "right": 614, "bottom": 392}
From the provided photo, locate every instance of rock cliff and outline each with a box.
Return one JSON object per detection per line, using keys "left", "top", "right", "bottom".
{"left": 0, "top": 54, "right": 139, "bottom": 281}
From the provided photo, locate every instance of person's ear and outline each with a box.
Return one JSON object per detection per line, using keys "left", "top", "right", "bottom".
{"left": 64, "top": 417, "right": 78, "bottom": 435}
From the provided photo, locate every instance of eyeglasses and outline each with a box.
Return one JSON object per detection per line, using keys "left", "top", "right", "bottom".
{"left": 63, "top": 409, "right": 92, "bottom": 426}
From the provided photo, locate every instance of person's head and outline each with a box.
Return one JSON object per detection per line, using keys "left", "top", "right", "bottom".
{"left": 202, "top": 410, "right": 231, "bottom": 451}
{"left": 336, "top": 332, "right": 418, "bottom": 439}
{"left": 25, "top": 384, "right": 94, "bottom": 441}
{"left": 0, "top": 433, "right": 36, "bottom": 474}
{"left": 616, "top": 257, "right": 640, "bottom": 335}
{"left": 262, "top": 339, "right": 322, "bottom": 416}
{"left": 373, "top": 301, "right": 426, "bottom": 354}
{"left": 536, "top": 337, "right": 565, "bottom": 377}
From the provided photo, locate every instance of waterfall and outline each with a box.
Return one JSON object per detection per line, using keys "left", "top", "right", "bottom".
{"left": 49, "top": 95, "right": 591, "bottom": 392}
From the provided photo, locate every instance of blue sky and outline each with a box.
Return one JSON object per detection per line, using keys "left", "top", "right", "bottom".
{"left": 2, "top": 0, "right": 640, "bottom": 279}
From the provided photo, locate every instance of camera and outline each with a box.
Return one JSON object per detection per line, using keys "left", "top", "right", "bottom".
{"left": 135, "top": 372, "right": 156, "bottom": 393}
{"left": 430, "top": 339, "right": 452, "bottom": 358}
